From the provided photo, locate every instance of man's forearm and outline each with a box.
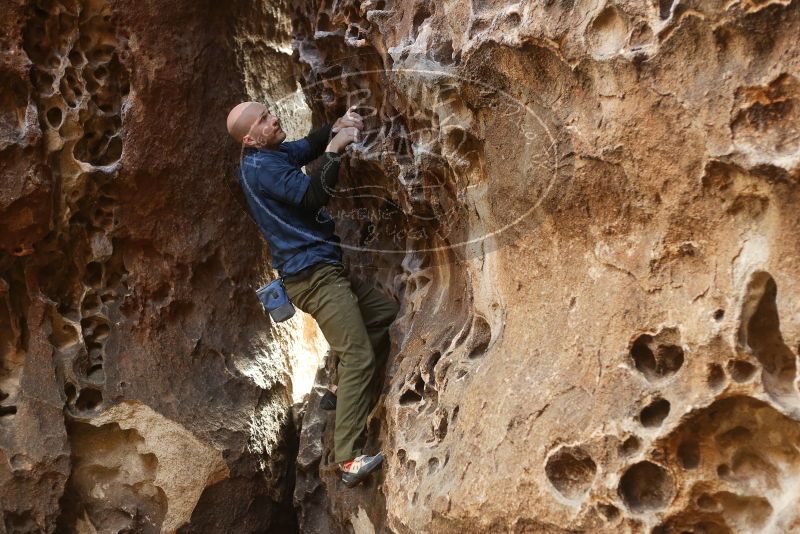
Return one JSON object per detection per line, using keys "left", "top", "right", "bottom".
{"left": 306, "top": 123, "right": 333, "bottom": 160}
{"left": 300, "top": 152, "right": 341, "bottom": 212}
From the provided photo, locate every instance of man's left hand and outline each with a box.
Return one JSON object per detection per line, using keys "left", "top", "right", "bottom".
{"left": 332, "top": 105, "right": 364, "bottom": 132}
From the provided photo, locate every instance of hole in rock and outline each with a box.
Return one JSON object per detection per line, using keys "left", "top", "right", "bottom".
{"left": 727, "top": 359, "right": 756, "bottom": 383}
{"left": 141, "top": 452, "right": 159, "bottom": 471}
{"left": 64, "top": 383, "right": 77, "bottom": 401}
{"left": 545, "top": 446, "right": 597, "bottom": 499}
{"left": 86, "top": 73, "right": 100, "bottom": 94}
{"left": 407, "top": 459, "right": 416, "bottom": 475}
{"left": 97, "top": 194, "right": 116, "bottom": 208}
{"left": 713, "top": 308, "right": 725, "bottom": 321}
{"left": 677, "top": 440, "right": 700, "bottom": 469}
{"left": 505, "top": 12, "right": 521, "bottom": 26}
{"left": 697, "top": 493, "right": 719, "bottom": 511}
{"left": 431, "top": 38, "right": 455, "bottom": 64}
{"left": 598, "top": 503, "right": 620, "bottom": 521}
{"left": 0, "top": 405, "right": 17, "bottom": 417}
{"left": 428, "top": 457, "right": 439, "bottom": 474}
{"left": 618, "top": 461, "right": 675, "bottom": 512}
{"left": 588, "top": 6, "right": 628, "bottom": 57}
{"left": 84, "top": 262, "right": 103, "bottom": 287}
{"left": 425, "top": 351, "right": 441, "bottom": 384}
{"left": 75, "top": 388, "right": 102, "bottom": 411}
{"left": 69, "top": 49, "right": 83, "bottom": 65}
{"left": 467, "top": 316, "right": 491, "bottom": 359}
{"left": 92, "top": 323, "right": 110, "bottom": 340}
{"left": 4, "top": 510, "right": 39, "bottom": 532}
{"left": 412, "top": 4, "right": 432, "bottom": 38}
{"left": 630, "top": 332, "right": 684, "bottom": 382}
{"left": 659, "top": 0, "right": 674, "bottom": 19}
{"left": 400, "top": 389, "right": 422, "bottom": 406}
{"left": 46, "top": 107, "right": 63, "bottom": 128}
{"left": 87, "top": 341, "right": 104, "bottom": 360}
{"left": 399, "top": 375, "right": 424, "bottom": 405}
{"left": 707, "top": 363, "right": 725, "bottom": 390}
{"left": 717, "top": 464, "right": 730, "bottom": 478}
{"left": 316, "top": 12, "right": 331, "bottom": 31}
{"left": 70, "top": 212, "right": 88, "bottom": 226}
{"left": 81, "top": 292, "right": 101, "bottom": 314}
{"left": 620, "top": 435, "right": 641, "bottom": 456}
{"left": 640, "top": 398, "right": 670, "bottom": 428}
{"left": 433, "top": 410, "right": 448, "bottom": 441}
{"left": 741, "top": 272, "right": 796, "bottom": 401}
{"left": 87, "top": 364, "right": 104, "bottom": 382}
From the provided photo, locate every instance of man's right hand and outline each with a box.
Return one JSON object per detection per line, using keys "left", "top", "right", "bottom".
{"left": 326, "top": 126, "right": 361, "bottom": 154}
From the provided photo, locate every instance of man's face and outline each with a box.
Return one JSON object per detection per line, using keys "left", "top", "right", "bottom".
{"left": 244, "top": 104, "right": 286, "bottom": 148}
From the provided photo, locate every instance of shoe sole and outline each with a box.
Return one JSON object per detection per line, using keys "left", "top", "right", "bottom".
{"left": 342, "top": 452, "right": 384, "bottom": 487}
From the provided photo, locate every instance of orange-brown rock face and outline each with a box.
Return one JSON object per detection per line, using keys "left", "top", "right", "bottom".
{"left": 2, "top": 0, "right": 799, "bottom": 532}
{"left": 287, "top": 0, "right": 800, "bottom": 533}
{"left": 0, "top": 0, "right": 305, "bottom": 532}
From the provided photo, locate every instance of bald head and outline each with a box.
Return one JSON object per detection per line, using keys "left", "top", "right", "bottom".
{"left": 226, "top": 101, "right": 266, "bottom": 143}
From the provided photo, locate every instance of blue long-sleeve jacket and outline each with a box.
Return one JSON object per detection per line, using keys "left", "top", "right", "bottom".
{"left": 238, "top": 124, "right": 343, "bottom": 277}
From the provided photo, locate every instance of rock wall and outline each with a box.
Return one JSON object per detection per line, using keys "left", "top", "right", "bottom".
{"left": 0, "top": 0, "right": 313, "bottom": 532}
{"left": 2, "top": 0, "right": 799, "bottom": 532}
{"left": 287, "top": 0, "right": 800, "bottom": 533}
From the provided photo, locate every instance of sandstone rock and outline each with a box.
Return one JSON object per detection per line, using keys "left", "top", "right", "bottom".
{"left": 2, "top": 0, "right": 799, "bottom": 532}
{"left": 0, "top": 0, "right": 322, "bottom": 531}
{"left": 286, "top": 0, "right": 800, "bottom": 532}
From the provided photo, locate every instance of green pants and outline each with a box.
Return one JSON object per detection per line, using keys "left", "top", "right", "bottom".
{"left": 283, "top": 262, "right": 400, "bottom": 463}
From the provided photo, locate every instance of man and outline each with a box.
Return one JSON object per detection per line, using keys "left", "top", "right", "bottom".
{"left": 226, "top": 101, "right": 400, "bottom": 487}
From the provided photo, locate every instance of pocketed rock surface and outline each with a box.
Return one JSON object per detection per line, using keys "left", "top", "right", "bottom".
{"left": 0, "top": 0, "right": 316, "bottom": 531}
{"left": 288, "top": 0, "right": 800, "bottom": 533}
{"left": 2, "top": 0, "right": 800, "bottom": 533}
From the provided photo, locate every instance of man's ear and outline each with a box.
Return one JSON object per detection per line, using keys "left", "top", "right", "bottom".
{"left": 242, "top": 134, "right": 255, "bottom": 147}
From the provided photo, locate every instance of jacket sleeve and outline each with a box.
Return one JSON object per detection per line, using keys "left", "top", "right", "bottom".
{"left": 299, "top": 152, "right": 342, "bottom": 212}
{"left": 281, "top": 123, "right": 333, "bottom": 168}
{"left": 243, "top": 157, "right": 311, "bottom": 207}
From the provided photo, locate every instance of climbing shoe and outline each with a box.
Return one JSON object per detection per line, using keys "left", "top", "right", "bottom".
{"left": 320, "top": 390, "right": 337, "bottom": 411}
{"left": 340, "top": 452, "right": 384, "bottom": 487}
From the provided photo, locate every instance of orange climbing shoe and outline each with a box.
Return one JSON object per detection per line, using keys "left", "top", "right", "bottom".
{"left": 341, "top": 452, "right": 384, "bottom": 487}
